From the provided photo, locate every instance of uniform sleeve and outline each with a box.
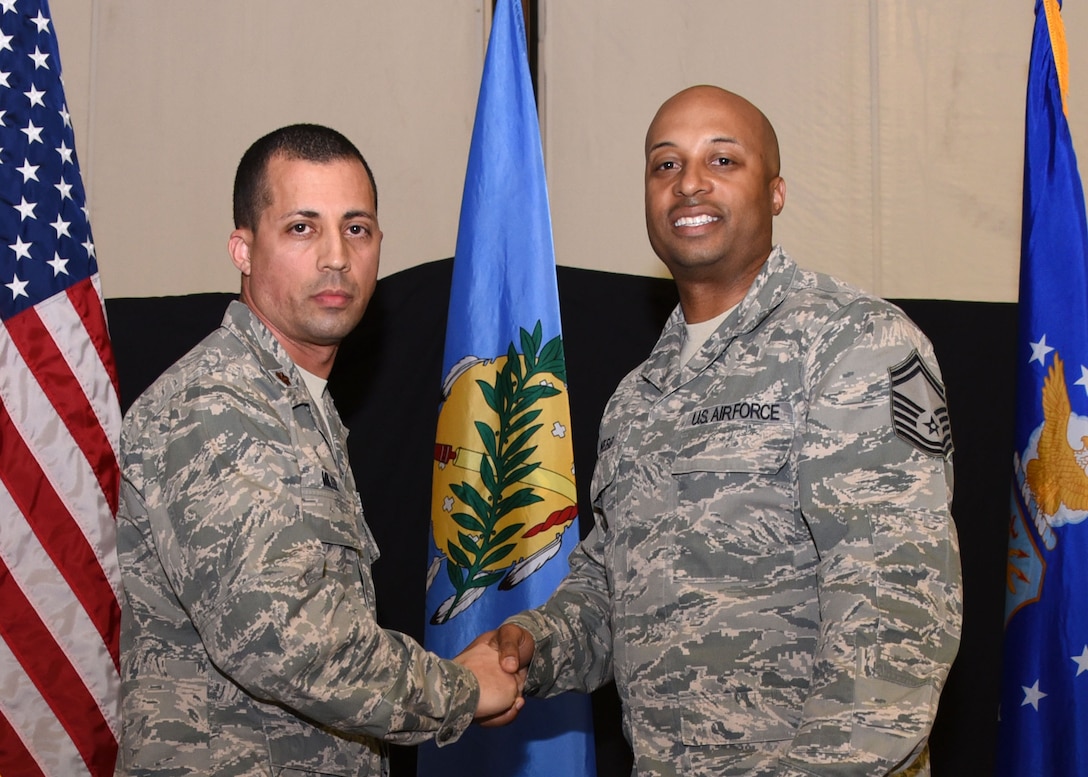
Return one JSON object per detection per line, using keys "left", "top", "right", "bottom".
{"left": 503, "top": 413, "right": 623, "bottom": 697}
{"left": 140, "top": 386, "right": 478, "bottom": 746}
{"left": 504, "top": 519, "right": 616, "bottom": 696}
{"left": 781, "top": 304, "right": 963, "bottom": 776}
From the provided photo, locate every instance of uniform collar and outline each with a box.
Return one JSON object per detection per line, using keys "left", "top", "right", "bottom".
{"left": 222, "top": 300, "right": 312, "bottom": 404}
{"left": 641, "top": 246, "right": 799, "bottom": 392}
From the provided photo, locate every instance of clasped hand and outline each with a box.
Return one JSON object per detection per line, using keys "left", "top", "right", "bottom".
{"left": 452, "top": 624, "right": 536, "bottom": 727}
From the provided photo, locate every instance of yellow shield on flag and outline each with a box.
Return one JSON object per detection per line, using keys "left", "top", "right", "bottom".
{"left": 430, "top": 327, "right": 577, "bottom": 624}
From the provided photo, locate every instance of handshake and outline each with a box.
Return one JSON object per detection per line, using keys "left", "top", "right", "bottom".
{"left": 452, "top": 623, "right": 536, "bottom": 726}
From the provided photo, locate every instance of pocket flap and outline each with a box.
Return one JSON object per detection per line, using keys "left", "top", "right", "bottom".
{"left": 673, "top": 422, "right": 794, "bottom": 475}
{"left": 299, "top": 486, "right": 363, "bottom": 550}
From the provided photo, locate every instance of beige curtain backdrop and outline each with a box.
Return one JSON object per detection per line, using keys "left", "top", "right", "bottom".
{"left": 50, "top": 1, "right": 1088, "bottom": 303}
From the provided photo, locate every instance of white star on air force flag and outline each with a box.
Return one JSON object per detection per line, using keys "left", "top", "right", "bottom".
{"left": 1021, "top": 680, "right": 1047, "bottom": 710}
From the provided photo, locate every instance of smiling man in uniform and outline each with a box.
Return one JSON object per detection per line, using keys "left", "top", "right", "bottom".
{"left": 491, "top": 86, "right": 963, "bottom": 776}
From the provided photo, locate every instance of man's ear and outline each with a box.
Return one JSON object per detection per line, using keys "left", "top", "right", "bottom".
{"left": 228, "top": 229, "right": 253, "bottom": 275}
{"left": 770, "top": 176, "right": 786, "bottom": 216}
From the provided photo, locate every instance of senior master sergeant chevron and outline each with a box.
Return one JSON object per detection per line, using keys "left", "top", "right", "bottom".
{"left": 489, "top": 86, "right": 963, "bottom": 776}
{"left": 114, "top": 124, "right": 522, "bottom": 776}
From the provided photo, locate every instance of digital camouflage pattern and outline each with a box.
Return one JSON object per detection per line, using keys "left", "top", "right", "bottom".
{"left": 116, "top": 302, "right": 477, "bottom": 776}
{"left": 506, "top": 248, "right": 962, "bottom": 777}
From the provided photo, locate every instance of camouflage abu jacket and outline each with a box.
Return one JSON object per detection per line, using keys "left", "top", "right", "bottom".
{"left": 506, "top": 247, "right": 963, "bottom": 777}
{"left": 116, "top": 301, "right": 477, "bottom": 776}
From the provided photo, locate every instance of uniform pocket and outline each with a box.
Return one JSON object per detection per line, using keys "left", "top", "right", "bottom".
{"left": 672, "top": 421, "right": 793, "bottom": 476}
{"left": 670, "top": 422, "right": 797, "bottom": 584}
{"left": 297, "top": 487, "right": 375, "bottom": 600}
{"left": 121, "top": 659, "right": 208, "bottom": 770}
{"left": 679, "top": 674, "right": 801, "bottom": 745}
{"left": 264, "top": 710, "right": 380, "bottom": 776}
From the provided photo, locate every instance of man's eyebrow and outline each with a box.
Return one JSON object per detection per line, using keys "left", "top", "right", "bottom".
{"left": 276, "top": 209, "right": 319, "bottom": 221}
{"left": 277, "top": 208, "right": 376, "bottom": 220}
{"left": 647, "top": 136, "right": 743, "bottom": 154}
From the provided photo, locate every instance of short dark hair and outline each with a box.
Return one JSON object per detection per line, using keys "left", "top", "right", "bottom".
{"left": 232, "top": 123, "right": 378, "bottom": 230}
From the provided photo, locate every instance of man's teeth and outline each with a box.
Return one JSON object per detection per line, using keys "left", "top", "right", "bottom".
{"left": 674, "top": 215, "right": 718, "bottom": 228}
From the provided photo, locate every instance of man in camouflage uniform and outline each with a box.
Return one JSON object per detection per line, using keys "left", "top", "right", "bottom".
{"left": 492, "top": 86, "right": 962, "bottom": 775}
{"left": 116, "top": 124, "right": 520, "bottom": 776}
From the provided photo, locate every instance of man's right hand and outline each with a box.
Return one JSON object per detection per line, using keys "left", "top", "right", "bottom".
{"left": 453, "top": 635, "right": 523, "bottom": 725}
{"left": 492, "top": 622, "right": 536, "bottom": 676}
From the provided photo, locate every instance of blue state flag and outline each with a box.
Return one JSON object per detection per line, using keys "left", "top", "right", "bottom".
{"left": 1000, "top": 1, "right": 1088, "bottom": 774}
{"left": 418, "top": 1, "right": 597, "bottom": 775}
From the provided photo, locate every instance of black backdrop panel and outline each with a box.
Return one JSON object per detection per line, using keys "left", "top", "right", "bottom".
{"left": 105, "top": 260, "right": 1015, "bottom": 777}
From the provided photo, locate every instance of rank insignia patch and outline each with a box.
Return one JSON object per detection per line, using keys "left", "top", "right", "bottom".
{"left": 889, "top": 349, "right": 953, "bottom": 457}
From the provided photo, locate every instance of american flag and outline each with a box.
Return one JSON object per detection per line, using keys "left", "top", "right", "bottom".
{"left": 0, "top": 1, "right": 122, "bottom": 776}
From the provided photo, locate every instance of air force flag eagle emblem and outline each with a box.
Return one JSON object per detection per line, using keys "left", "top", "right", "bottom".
{"left": 1024, "top": 353, "right": 1088, "bottom": 519}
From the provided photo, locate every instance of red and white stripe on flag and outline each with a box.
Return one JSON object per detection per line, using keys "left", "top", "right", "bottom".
{"left": 0, "top": 275, "right": 122, "bottom": 777}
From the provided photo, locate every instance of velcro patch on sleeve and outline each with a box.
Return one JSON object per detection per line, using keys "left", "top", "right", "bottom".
{"left": 889, "top": 349, "right": 953, "bottom": 458}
